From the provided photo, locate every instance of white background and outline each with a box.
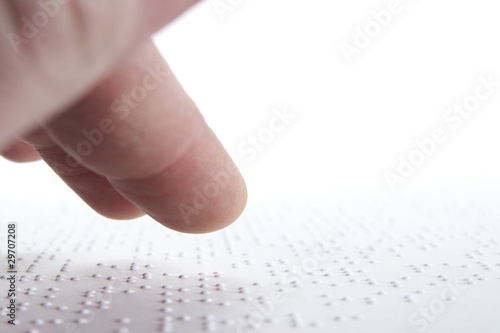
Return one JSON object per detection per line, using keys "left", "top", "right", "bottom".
{"left": 1, "top": 0, "right": 500, "bottom": 208}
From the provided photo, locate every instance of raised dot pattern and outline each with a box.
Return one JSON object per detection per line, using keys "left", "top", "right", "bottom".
{"left": 0, "top": 192, "right": 499, "bottom": 332}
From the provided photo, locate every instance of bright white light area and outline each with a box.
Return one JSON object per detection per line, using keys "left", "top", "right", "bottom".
{"left": 1, "top": 0, "right": 500, "bottom": 207}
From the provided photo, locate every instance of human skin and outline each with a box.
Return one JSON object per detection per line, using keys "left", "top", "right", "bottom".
{"left": 0, "top": 0, "right": 247, "bottom": 233}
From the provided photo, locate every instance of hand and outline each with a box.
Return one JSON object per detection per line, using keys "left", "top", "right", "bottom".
{"left": 0, "top": 0, "right": 247, "bottom": 233}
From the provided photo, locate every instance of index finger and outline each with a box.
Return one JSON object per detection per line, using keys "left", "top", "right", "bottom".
{"left": 39, "top": 40, "right": 247, "bottom": 233}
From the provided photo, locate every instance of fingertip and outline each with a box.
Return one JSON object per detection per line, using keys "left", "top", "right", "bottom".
{"left": 109, "top": 125, "right": 248, "bottom": 234}
{"left": 1, "top": 139, "right": 41, "bottom": 163}
{"left": 160, "top": 173, "right": 248, "bottom": 234}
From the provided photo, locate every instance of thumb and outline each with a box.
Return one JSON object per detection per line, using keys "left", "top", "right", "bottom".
{"left": 0, "top": 0, "right": 200, "bottom": 148}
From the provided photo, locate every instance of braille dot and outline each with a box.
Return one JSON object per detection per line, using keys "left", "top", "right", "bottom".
{"left": 33, "top": 319, "right": 45, "bottom": 325}
{"left": 179, "top": 315, "right": 191, "bottom": 322}
{"left": 80, "top": 309, "right": 92, "bottom": 315}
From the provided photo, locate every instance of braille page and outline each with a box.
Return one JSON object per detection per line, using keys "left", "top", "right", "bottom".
{"left": 1, "top": 188, "right": 500, "bottom": 333}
